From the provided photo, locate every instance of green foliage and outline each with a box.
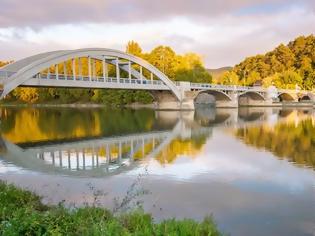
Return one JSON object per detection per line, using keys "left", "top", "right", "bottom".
{"left": 0, "top": 181, "right": 222, "bottom": 236}
{"left": 216, "top": 71, "right": 239, "bottom": 85}
{"left": 233, "top": 34, "right": 315, "bottom": 89}
{"left": 91, "top": 89, "right": 153, "bottom": 105}
{"left": 175, "top": 64, "right": 212, "bottom": 83}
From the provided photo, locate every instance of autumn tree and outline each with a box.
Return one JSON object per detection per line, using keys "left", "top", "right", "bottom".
{"left": 126, "top": 40, "right": 142, "bottom": 57}
{"left": 233, "top": 34, "right": 315, "bottom": 89}
{"left": 217, "top": 71, "right": 240, "bottom": 85}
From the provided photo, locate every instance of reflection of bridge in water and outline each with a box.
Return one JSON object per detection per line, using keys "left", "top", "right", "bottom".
{"left": 1, "top": 108, "right": 313, "bottom": 177}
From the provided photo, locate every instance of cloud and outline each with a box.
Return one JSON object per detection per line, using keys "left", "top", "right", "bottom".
{"left": 0, "top": 0, "right": 313, "bottom": 28}
{"left": 0, "top": 0, "right": 314, "bottom": 67}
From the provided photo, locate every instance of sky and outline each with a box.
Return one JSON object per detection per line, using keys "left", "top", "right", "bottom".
{"left": 0, "top": 0, "right": 314, "bottom": 68}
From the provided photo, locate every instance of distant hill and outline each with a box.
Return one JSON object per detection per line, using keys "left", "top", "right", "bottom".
{"left": 207, "top": 67, "right": 232, "bottom": 80}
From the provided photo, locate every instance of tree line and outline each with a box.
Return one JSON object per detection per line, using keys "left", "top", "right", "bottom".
{"left": 217, "top": 35, "right": 315, "bottom": 90}
{"left": 0, "top": 42, "right": 211, "bottom": 105}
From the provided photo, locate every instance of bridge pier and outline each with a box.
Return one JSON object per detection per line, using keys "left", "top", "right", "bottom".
{"left": 151, "top": 91, "right": 182, "bottom": 110}
{"left": 151, "top": 82, "right": 196, "bottom": 110}
{"left": 216, "top": 91, "right": 238, "bottom": 108}
{"left": 238, "top": 95, "right": 273, "bottom": 107}
{"left": 150, "top": 91, "right": 195, "bottom": 110}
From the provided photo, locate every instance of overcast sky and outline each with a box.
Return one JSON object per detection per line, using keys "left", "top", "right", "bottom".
{"left": 0, "top": 0, "right": 314, "bottom": 68}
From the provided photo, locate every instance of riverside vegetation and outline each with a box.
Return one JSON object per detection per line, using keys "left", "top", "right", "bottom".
{"left": 0, "top": 181, "right": 222, "bottom": 235}
{"left": 217, "top": 35, "right": 315, "bottom": 89}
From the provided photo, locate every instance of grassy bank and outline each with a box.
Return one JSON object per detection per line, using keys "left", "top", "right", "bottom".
{"left": 0, "top": 181, "right": 222, "bottom": 235}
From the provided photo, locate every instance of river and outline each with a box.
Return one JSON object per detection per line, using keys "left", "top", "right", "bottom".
{"left": 0, "top": 107, "right": 314, "bottom": 235}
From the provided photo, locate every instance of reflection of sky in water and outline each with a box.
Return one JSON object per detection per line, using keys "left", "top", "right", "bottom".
{"left": 0, "top": 159, "right": 24, "bottom": 173}
{"left": 128, "top": 131, "right": 315, "bottom": 195}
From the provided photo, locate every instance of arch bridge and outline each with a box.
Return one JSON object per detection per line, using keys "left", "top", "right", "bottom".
{"left": 0, "top": 48, "right": 314, "bottom": 109}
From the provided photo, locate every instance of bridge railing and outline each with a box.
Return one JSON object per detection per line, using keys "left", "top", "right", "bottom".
{"left": 189, "top": 82, "right": 266, "bottom": 92}
{"left": 38, "top": 74, "right": 166, "bottom": 86}
{"left": 0, "top": 71, "right": 167, "bottom": 87}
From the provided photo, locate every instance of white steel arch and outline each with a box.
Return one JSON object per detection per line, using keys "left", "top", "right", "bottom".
{"left": 0, "top": 48, "right": 181, "bottom": 100}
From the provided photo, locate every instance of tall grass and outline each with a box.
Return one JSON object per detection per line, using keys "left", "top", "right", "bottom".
{"left": 0, "top": 181, "right": 222, "bottom": 235}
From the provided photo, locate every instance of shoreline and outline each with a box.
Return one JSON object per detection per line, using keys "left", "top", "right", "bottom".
{"left": 0, "top": 102, "right": 313, "bottom": 109}
{"left": 0, "top": 102, "right": 156, "bottom": 109}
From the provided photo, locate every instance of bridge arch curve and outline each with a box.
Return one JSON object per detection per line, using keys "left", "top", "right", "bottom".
{"left": 194, "top": 90, "right": 232, "bottom": 102}
{"left": 278, "top": 92, "right": 295, "bottom": 101}
{"left": 0, "top": 48, "right": 181, "bottom": 100}
{"left": 238, "top": 91, "right": 265, "bottom": 101}
{"left": 299, "top": 94, "right": 311, "bottom": 101}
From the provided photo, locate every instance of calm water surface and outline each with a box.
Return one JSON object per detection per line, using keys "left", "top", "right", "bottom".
{"left": 0, "top": 107, "right": 314, "bottom": 235}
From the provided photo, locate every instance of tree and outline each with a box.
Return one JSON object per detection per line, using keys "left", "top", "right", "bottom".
{"left": 274, "top": 70, "right": 303, "bottom": 89}
{"left": 303, "top": 71, "right": 315, "bottom": 90}
{"left": 217, "top": 71, "right": 239, "bottom": 85}
{"left": 272, "top": 44, "right": 295, "bottom": 69}
{"left": 126, "top": 41, "right": 142, "bottom": 57}
{"left": 231, "top": 34, "right": 315, "bottom": 89}
{"left": 246, "top": 71, "right": 261, "bottom": 86}
{"left": 175, "top": 65, "right": 212, "bottom": 83}
{"left": 148, "top": 46, "right": 177, "bottom": 79}
{"left": 176, "top": 53, "right": 203, "bottom": 71}
{"left": 12, "top": 88, "right": 39, "bottom": 103}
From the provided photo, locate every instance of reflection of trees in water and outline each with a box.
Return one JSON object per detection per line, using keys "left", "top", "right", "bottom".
{"left": 0, "top": 108, "right": 16, "bottom": 133}
{"left": 235, "top": 119, "right": 315, "bottom": 169}
{"left": 0, "top": 108, "right": 167, "bottom": 144}
{"left": 155, "top": 134, "right": 208, "bottom": 164}
{"left": 0, "top": 137, "right": 6, "bottom": 154}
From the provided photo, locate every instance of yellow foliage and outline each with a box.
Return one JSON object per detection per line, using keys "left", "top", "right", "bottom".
{"left": 155, "top": 138, "right": 204, "bottom": 165}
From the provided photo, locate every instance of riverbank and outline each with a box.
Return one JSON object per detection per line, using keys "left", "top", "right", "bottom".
{"left": 0, "top": 181, "right": 222, "bottom": 235}
{"left": 0, "top": 100, "right": 313, "bottom": 109}
{"left": 0, "top": 101, "right": 156, "bottom": 109}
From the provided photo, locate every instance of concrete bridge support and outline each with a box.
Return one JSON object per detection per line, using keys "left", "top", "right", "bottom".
{"left": 150, "top": 82, "right": 196, "bottom": 110}
{"left": 216, "top": 91, "right": 239, "bottom": 108}
{"left": 151, "top": 90, "right": 183, "bottom": 110}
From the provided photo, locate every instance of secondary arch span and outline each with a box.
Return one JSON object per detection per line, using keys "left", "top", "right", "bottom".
{"left": 238, "top": 91, "right": 265, "bottom": 101}
{"left": 0, "top": 48, "right": 181, "bottom": 100}
{"left": 278, "top": 92, "right": 295, "bottom": 101}
{"left": 194, "top": 90, "right": 232, "bottom": 103}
